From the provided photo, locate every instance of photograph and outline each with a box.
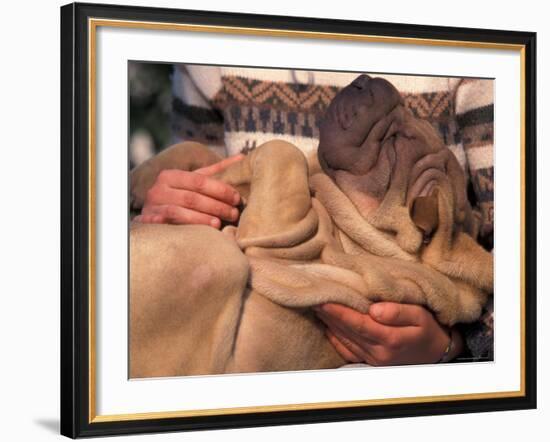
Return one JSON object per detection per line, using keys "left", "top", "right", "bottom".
{"left": 59, "top": 2, "right": 536, "bottom": 437}
{"left": 3, "top": 0, "right": 548, "bottom": 440}
{"left": 128, "top": 63, "right": 496, "bottom": 378}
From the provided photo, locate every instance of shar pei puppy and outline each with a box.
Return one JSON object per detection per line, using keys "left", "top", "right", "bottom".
{"left": 129, "top": 74, "right": 493, "bottom": 378}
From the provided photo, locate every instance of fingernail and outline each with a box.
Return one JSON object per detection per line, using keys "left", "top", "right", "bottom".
{"left": 369, "top": 304, "right": 382, "bottom": 319}
{"left": 233, "top": 193, "right": 240, "bottom": 205}
{"left": 210, "top": 218, "right": 220, "bottom": 228}
{"left": 231, "top": 208, "right": 239, "bottom": 220}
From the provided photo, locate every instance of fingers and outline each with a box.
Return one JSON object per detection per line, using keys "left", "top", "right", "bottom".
{"left": 134, "top": 214, "right": 165, "bottom": 224}
{"left": 195, "top": 154, "right": 245, "bottom": 176}
{"left": 140, "top": 205, "right": 221, "bottom": 228}
{"left": 317, "top": 303, "right": 394, "bottom": 344}
{"left": 369, "top": 302, "right": 428, "bottom": 327}
{"left": 316, "top": 306, "right": 379, "bottom": 346}
{"left": 169, "top": 187, "right": 239, "bottom": 222}
{"left": 325, "top": 318, "right": 419, "bottom": 367}
{"left": 139, "top": 157, "right": 245, "bottom": 227}
{"left": 325, "top": 329, "right": 363, "bottom": 363}
{"left": 317, "top": 303, "right": 448, "bottom": 366}
{"left": 147, "top": 185, "right": 239, "bottom": 222}
{"left": 157, "top": 169, "right": 240, "bottom": 206}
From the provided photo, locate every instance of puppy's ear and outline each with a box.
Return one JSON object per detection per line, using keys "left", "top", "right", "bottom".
{"left": 410, "top": 190, "right": 439, "bottom": 238}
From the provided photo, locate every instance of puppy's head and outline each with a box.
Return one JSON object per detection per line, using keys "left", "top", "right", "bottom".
{"left": 318, "top": 74, "right": 477, "bottom": 245}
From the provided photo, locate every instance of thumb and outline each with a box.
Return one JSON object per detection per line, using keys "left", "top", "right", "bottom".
{"left": 368, "top": 302, "right": 424, "bottom": 327}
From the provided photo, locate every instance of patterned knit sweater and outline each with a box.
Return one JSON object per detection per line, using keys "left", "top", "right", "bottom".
{"left": 170, "top": 64, "right": 494, "bottom": 361}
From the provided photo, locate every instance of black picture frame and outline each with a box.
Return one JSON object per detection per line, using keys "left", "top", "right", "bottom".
{"left": 60, "top": 2, "right": 537, "bottom": 438}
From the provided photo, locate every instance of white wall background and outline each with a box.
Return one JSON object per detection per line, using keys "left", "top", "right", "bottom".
{"left": 0, "top": 0, "right": 546, "bottom": 440}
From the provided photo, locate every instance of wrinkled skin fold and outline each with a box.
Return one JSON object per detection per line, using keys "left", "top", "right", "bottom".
{"left": 129, "top": 76, "right": 493, "bottom": 378}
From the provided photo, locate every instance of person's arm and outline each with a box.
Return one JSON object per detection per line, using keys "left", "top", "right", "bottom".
{"left": 171, "top": 65, "right": 227, "bottom": 158}
{"left": 453, "top": 78, "right": 495, "bottom": 361}
{"left": 455, "top": 78, "right": 494, "bottom": 246}
{"left": 315, "top": 302, "right": 462, "bottom": 366}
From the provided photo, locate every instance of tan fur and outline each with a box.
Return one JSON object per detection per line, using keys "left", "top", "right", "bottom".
{"left": 129, "top": 138, "right": 493, "bottom": 378}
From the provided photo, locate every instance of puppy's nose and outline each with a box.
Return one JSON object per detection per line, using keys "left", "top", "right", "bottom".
{"left": 351, "top": 74, "right": 372, "bottom": 90}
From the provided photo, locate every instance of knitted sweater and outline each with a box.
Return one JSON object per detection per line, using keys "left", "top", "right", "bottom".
{"left": 171, "top": 65, "right": 494, "bottom": 242}
{"left": 170, "top": 64, "right": 494, "bottom": 361}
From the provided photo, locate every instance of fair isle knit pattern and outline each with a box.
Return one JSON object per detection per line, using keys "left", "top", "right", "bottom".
{"left": 455, "top": 79, "right": 495, "bottom": 239}
{"left": 171, "top": 65, "right": 494, "bottom": 245}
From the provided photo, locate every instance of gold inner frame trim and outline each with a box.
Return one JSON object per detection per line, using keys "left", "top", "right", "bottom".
{"left": 87, "top": 17, "right": 527, "bottom": 424}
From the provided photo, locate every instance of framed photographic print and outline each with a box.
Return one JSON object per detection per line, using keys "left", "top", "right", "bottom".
{"left": 60, "top": 2, "right": 537, "bottom": 438}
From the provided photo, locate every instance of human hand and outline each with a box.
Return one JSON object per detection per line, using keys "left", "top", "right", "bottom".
{"left": 314, "top": 302, "right": 463, "bottom": 366}
{"left": 134, "top": 154, "right": 245, "bottom": 228}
